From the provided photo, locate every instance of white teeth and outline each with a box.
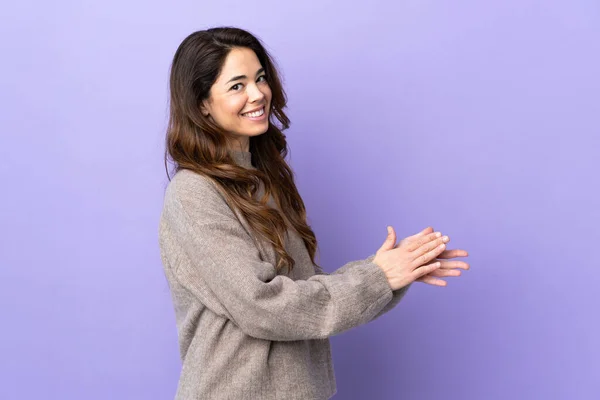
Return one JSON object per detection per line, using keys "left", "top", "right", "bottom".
{"left": 242, "top": 107, "right": 264, "bottom": 118}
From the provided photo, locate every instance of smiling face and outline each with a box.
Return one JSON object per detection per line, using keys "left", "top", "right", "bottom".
{"left": 201, "top": 47, "right": 272, "bottom": 151}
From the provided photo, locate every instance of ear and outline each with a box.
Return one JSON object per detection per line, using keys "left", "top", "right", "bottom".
{"left": 200, "top": 100, "right": 211, "bottom": 117}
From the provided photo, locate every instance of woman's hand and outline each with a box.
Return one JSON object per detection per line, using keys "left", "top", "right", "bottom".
{"left": 396, "top": 226, "right": 470, "bottom": 287}
{"left": 372, "top": 226, "right": 449, "bottom": 290}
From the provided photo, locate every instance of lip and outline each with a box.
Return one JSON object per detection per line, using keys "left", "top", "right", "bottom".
{"left": 241, "top": 105, "right": 266, "bottom": 115}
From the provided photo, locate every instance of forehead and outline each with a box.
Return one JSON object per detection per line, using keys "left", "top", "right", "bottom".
{"left": 217, "top": 47, "right": 263, "bottom": 81}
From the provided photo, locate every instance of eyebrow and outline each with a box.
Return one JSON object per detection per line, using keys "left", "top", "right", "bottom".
{"left": 226, "top": 68, "right": 265, "bottom": 84}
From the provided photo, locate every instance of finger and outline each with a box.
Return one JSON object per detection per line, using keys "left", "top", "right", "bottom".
{"left": 410, "top": 226, "right": 434, "bottom": 238}
{"left": 437, "top": 249, "right": 469, "bottom": 259}
{"left": 411, "top": 237, "right": 448, "bottom": 266}
{"left": 437, "top": 260, "right": 470, "bottom": 270}
{"left": 406, "top": 231, "right": 444, "bottom": 252}
{"left": 426, "top": 268, "right": 462, "bottom": 277}
{"left": 416, "top": 275, "right": 447, "bottom": 287}
{"left": 412, "top": 260, "right": 442, "bottom": 279}
{"left": 396, "top": 227, "right": 434, "bottom": 249}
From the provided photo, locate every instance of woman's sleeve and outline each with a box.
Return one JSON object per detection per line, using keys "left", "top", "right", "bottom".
{"left": 315, "top": 255, "right": 411, "bottom": 322}
{"left": 160, "top": 175, "right": 395, "bottom": 342}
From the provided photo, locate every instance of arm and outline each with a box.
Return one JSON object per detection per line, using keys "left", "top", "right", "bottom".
{"left": 314, "top": 255, "right": 411, "bottom": 322}
{"left": 159, "top": 174, "right": 394, "bottom": 342}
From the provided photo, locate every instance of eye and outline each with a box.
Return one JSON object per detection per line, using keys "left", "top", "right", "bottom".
{"left": 257, "top": 75, "right": 267, "bottom": 83}
{"left": 230, "top": 83, "right": 243, "bottom": 91}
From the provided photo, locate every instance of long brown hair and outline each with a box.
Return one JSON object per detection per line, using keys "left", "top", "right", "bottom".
{"left": 164, "top": 27, "right": 320, "bottom": 274}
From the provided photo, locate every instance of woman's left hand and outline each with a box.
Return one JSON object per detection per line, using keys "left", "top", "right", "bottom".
{"left": 395, "top": 226, "right": 469, "bottom": 287}
{"left": 416, "top": 248, "right": 470, "bottom": 286}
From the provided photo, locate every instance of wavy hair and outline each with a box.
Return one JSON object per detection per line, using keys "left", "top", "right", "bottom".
{"left": 164, "top": 27, "right": 320, "bottom": 274}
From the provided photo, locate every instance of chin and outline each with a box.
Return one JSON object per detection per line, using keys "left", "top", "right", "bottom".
{"left": 245, "top": 123, "right": 270, "bottom": 136}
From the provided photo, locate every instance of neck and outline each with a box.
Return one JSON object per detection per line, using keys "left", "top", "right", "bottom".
{"left": 229, "top": 137, "right": 249, "bottom": 153}
{"left": 229, "top": 149, "right": 254, "bottom": 169}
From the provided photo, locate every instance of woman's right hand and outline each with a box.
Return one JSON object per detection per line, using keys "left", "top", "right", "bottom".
{"left": 372, "top": 226, "right": 449, "bottom": 290}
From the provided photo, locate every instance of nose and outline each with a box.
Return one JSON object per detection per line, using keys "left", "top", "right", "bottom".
{"left": 246, "top": 82, "right": 265, "bottom": 103}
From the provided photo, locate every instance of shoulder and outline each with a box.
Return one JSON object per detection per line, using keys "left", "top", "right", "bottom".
{"left": 163, "top": 169, "right": 231, "bottom": 216}
{"left": 167, "top": 169, "right": 218, "bottom": 197}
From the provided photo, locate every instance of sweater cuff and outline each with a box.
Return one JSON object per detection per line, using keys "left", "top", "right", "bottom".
{"left": 358, "top": 261, "right": 394, "bottom": 317}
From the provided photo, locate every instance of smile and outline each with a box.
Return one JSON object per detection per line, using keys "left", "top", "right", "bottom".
{"left": 241, "top": 107, "right": 265, "bottom": 119}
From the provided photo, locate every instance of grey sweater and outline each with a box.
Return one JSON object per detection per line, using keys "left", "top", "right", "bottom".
{"left": 158, "top": 150, "right": 411, "bottom": 400}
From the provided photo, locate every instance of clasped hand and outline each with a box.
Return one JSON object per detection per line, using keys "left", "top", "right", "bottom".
{"left": 373, "top": 226, "right": 470, "bottom": 288}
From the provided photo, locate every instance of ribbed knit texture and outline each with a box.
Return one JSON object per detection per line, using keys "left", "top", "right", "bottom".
{"left": 158, "top": 150, "right": 411, "bottom": 399}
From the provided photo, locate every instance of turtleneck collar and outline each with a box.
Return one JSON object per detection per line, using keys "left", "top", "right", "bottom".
{"left": 229, "top": 149, "right": 254, "bottom": 169}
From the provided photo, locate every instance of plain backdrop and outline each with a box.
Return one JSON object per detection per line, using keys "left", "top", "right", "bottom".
{"left": 1, "top": 1, "right": 599, "bottom": 399}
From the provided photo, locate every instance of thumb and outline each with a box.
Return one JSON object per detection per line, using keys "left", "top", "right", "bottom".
{"left": 379, "top": 225, "right": 397, "bottom": 252}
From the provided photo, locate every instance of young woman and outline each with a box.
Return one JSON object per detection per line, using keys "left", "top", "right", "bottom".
{"left": 159, "top": 27, "right": 469, "bottom": 400}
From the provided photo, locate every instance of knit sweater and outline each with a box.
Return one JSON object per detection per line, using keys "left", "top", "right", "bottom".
{"left": 158, "top": 150, "right": 411, "bottom": 400}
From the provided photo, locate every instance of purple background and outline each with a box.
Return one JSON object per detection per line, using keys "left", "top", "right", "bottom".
{"left": 1, "top": 1, "right": 599, "bottom": 399}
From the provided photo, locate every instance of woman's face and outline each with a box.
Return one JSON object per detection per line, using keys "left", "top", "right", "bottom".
{"left": 201, "top": 47, "right": 272, "bottom": 148}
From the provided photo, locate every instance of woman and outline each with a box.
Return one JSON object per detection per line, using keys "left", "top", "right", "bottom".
{"left": 159, "top": 27, "right": 469, "bottom": 400}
